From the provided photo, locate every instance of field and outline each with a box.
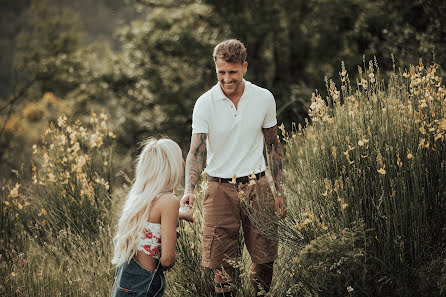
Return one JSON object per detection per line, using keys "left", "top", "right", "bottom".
{"left": 1, "top": 61, "right": 445, "bottom": 296}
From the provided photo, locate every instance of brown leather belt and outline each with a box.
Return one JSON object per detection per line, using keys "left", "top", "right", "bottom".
{"left": 207, "top": 171, "right": 265, "bottom": 184}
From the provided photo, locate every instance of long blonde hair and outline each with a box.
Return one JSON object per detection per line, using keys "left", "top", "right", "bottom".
{"left": 112, "top": 137, "right": 184, "bottom": 266}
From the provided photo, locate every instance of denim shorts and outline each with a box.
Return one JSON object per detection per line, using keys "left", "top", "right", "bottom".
{"left": 111, "top": 257, "right": 165, "bottom": 297}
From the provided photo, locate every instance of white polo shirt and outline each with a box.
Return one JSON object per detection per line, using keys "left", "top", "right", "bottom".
{"left": 192, "top": 80, "right": 277, "bottom": 178}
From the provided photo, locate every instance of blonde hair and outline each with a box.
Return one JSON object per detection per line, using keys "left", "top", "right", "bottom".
{"left": 112, "top": 137, "right": 184, "bottom": 266}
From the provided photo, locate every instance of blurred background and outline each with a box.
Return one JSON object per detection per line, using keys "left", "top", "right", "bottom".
{"left": 0, "top": 1, "right": 445, "bottom": 296}
{"left": 1, "top": 0, "right": 445, "bottom": 177}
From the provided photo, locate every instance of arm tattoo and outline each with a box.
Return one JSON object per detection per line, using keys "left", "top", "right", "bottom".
{"left": 185, "top": 133, "right": 207, "bottom": 192}
{"left": 263, "top": 125, "right": 283, "bottom": 194}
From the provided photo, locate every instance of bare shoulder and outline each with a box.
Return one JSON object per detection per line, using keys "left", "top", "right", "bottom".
{"left": 148, "top": 193, "right": 180, "bottom": 222}
{"left": 156, "top": 193, "right": 180, "bottom": 210}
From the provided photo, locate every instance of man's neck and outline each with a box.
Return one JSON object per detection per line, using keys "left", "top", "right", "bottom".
{"left": 225, "top": 80, "right": 245, "bottom": 106}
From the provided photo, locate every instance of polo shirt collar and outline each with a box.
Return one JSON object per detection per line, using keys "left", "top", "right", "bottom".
{"left": 212, "top": 79, "right": 250, "bottom": 101}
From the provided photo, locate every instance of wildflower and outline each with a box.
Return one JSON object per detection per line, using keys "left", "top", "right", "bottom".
{"left": 357, "top": 138, "right": 369, "bottom": 147}
{"left": 407, "top": 151, "right": 414, "bottom": 159}
{"left": 229, "top": 174, "right": 237, "bottom": 184}
{"left": 279, "top": 123, "right": 286, "bottom": 137}
{"left": 320, "top": 223, "right": 328, "bottom": 231}
{"left": 331, "top": 146, "right": 337, "bottom": 159}
{"left": 377, "top": 167, "right": 386, "bottom": 175}
{"left": 32, "top": 144, "right": 38, "bottom": 154}
{"left": 60, "top": 135, "right": 67, "bottom": 145}
{"left": 347, "top": 286, "right": 354, "bottom": 293}
{"left": 47, "top": 172, "right": 57, "bottom": 183}
{"left": 8, "top": 183, "right": 20, "bottom": 198}
{"left": 10, "top": 272, "right": 16, "bottom": 277}
{"left": 57, "top": 115, "right": 67, "bottom": 127}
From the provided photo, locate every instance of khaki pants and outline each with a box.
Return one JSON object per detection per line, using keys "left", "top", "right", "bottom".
{"left": 201, "top": 176, "right": 278, "bottom": 268}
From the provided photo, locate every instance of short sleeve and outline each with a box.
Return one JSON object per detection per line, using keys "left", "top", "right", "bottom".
{"left": 262, "top": 92, "right": 277, "bottom": 128}
{"left": 192, "top": 97, "right": 209, "bottom": 134}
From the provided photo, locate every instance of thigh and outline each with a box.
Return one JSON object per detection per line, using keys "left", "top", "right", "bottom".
{"left": 242, "top": 176, "right": 278, "bottom": 264}
{"left": 201, "top": 182, "right": 241, "bottom": 268}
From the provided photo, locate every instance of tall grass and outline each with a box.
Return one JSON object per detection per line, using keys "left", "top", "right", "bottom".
{"left": 0, "top": 112, "right": 116, "bottom": 296}
{"left": 29, "top": 112, "right": 115, "bottom": 243}
{"left": 2, "top": 60, "right": 444, "bottom": 296}
{"left": 251, "top": 60, "right": 446, "bottom": 296}
{"left": 165, "top": 176, "right": 255, "bottom": 297}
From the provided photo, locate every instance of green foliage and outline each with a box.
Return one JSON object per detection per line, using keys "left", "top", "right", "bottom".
{"left": 271, "top": 224, "right": 368, "bottom": 297}
{"left": 252, "top": 60, "right": 446, "bottom": 296}
{"left": 105, "top": 2, "right": 230, "bottom": 149}
{"left": 29, "top": 112, "right": 115, "bottom": 243}
{"left": 0, "top": 182, "right": 29, "bottom": 262}
{"left": 0, "top": 226, "right": 114, "bottom": 297}
{"left": 13, "top": 0, "right": 84, "bottom": 95}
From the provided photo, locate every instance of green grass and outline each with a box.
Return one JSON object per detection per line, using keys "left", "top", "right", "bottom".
{"left": 0, "top": 60, "right": 444, "bottom": 297}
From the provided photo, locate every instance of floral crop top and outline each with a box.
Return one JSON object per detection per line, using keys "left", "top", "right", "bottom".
{"left": 137, "top": 221, "right": 179, "bottom": 260}
{"left": 137, "top": 222, "right": 163, "bottom": 259}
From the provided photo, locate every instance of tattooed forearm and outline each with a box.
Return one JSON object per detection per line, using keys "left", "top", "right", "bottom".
{"left": 185, "top": 133, "right": 207, "bottom": 192}
{"left": 263, "top": 125, "right": 283, "bottom": 194}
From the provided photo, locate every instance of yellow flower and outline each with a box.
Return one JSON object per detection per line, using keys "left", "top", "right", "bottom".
{"left": 279, "top": 123, "right": 286, "bottom": 137}
{"left": 10, "top": 272, "right": 16, "bottom": 277}
{"left": 8, "top": 183, "right": 20, "bottom": 198}
{"left": 57, "top": 115, "right": 67, "bottom": 127}
{"left": 377, "top": 168, "right": 386, "bottom": 175}
{"left": 229, "top": 173, "right": 237, "bottom": 184}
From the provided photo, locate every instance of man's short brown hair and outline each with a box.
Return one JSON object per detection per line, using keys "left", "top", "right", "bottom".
{"left": 213, "top": 39, "right": 247, "bottom": 64}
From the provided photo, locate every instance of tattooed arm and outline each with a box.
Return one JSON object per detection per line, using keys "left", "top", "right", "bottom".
{"left": 263, "top": 125, "right": 286, "bottom": 217}
{"left": 180, "top": 133, "right": 207, "bottom": 208}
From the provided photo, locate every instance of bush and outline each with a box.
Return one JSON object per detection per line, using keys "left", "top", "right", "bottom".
{"left": 253, "top": 60, "right": 445, "bottom": 296}
{"left": 29, "top": 112, "right": 115, "bottom": 244}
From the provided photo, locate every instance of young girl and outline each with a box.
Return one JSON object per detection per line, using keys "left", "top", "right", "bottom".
{"left": 111, "top": 138, "right": 193, "bottom": 297}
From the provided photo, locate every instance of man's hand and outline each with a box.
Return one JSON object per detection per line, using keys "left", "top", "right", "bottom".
{"left": 181, "top": 192, "right": 196, "bottom": 208}
{"left": 274, "top": 195, "right": 286, "bottom": 218}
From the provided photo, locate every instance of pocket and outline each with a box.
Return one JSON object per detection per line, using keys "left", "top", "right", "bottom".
{"left": 114, "top": 260, "right": 154, "bottom": 296}
{"left": 112, "top": 282, "right": 137, "bottom": 297}
{"left": 203, "top": 182, "right": 214, "bottom": 206}
{"left": 201, "top": 225, "right": 216, "bottom": 264}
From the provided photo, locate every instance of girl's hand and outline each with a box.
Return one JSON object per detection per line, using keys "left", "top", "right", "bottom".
{"left": 179, "top": 204, "right": 194, "bottom": 222}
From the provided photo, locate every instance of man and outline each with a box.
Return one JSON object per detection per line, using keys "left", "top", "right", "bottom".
{"left": 181, "top": 39, "right": 285, "bottom": 297}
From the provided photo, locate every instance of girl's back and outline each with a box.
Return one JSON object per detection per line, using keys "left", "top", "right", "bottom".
{"left": 134, "top": 192, "right": 180, "bottom": 272}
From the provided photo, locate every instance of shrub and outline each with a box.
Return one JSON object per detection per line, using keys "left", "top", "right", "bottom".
{"left": 29, "top": 112, "right": 116, "bottom": 244}
{"left": 253, "top": 60, "right": 445, "bottom": 296}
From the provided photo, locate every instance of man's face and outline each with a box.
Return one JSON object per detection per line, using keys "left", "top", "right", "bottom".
{"left": 215, "top": 58, "right": 248, "bottom": 98}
